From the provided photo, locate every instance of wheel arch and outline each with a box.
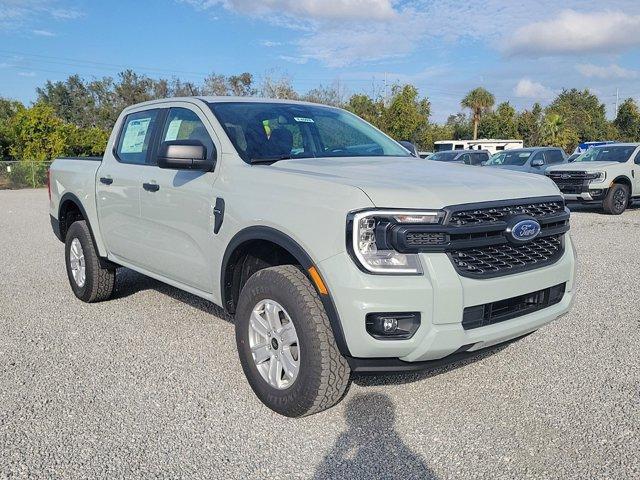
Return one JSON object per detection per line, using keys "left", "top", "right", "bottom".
{"left": 221, "top": 226, "right": 351, "bottom": 356}
{"left": 611, "top": 175, "right": 632, "bottom": 190}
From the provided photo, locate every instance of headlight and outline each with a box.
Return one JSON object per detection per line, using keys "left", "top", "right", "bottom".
{"left": 349, "top": 210, "right": 443, "bottom": 274}
{"left": 587, "top": 171, "right": 605, "bottom": 182}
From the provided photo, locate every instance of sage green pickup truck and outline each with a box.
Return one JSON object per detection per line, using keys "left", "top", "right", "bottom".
{"left": 49, "top": 97, "right": 576, "bottom": 416}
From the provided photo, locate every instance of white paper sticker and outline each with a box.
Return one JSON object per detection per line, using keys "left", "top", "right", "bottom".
{"left": 121, "top": 118, "right": 151, "bottom": 153}
{"left": 294, "top": 117, "right": 314, "bottom": 123}
{"left": 164, "top": 119, "right": 182, "bottom": 141}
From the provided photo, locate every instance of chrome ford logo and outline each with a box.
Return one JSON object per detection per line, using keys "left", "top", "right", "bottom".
{"left": 507, "top": 218, "right": 541, "bottom": 243}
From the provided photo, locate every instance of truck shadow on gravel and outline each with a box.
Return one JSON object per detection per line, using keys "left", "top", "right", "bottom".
{"left": 313, "top": 392, "right": 438, "bottom": 480}
{"left": 351, "top": 341, "right": 515, "bottom": 387}
{"left": 112, "top": 268, "right": 234, "bottom": 323}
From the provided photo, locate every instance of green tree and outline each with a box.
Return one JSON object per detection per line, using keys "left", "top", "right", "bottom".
{"left": 446, "top": 113, "right": 473, "bottom": 140}
{"left": 461, "top": 87, "right": 495, "bottom": 140}
{"left": 381, "top": 85, "right": 430, "bottom": 142}
{"left": 517, "top": 103, "right": 543, "bottom": 146}
{"left": 614, "top": 98, "right": 640, "bottom": 140}
{"left": 546, "top": 88, "right": 608, "bottom": 141}
{"left": 0, "top": 98, "right": 24, "bottom": 158}
{"left": 345, "top": 94, "right": 383, "bottom": 127}
{"left": 8, "top": 103, "right": 69, "bottom": 187}
{"left": 478, "top": 101, "right": 519, "bottom": 139}
{"left": 540, "top": 113, "right": 579, "bottom": 152}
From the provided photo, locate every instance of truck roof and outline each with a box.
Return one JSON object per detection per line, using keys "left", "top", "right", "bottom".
{"left": 121, "top": 96, "right": 333, "bottom": 113}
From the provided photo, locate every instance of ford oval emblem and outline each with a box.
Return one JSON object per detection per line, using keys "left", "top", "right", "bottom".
{"left": 508, "top": 219, "right": 541, "bottom": 243}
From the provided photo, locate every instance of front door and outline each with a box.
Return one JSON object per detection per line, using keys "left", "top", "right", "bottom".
{"left": 633, "top": 150, "right": 640, "bottom": 196}
{"left": 96, "top": 109, "right": 162, "bottom": 264}
{"left": 138, "top": 105, "right": 220, "bottom": 293}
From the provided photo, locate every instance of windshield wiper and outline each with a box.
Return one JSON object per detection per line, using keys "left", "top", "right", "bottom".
{"left": 250, "top": 154, "right": 294, "bottom": 164}
{"left": 250, "top": 154, "right": 317, "bottom": 164}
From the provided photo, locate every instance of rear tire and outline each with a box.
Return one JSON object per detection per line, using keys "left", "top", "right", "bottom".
{"left": 64, "top": 220, "right": 115, "bottom": 302}
{"left": 235, "top": 265, "right": 350, "bottom": 417}
{"left": 603, "top": 183, "right": 628, "bottom": 215}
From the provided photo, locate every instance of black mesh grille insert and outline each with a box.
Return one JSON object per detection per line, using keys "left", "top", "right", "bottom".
{"left": 462, "top": 283, "right": 566, "bottom": 330}
{"left": 449, "top": 201, "right": 564, "bottom": 226}
{"left": 449, "top": 235, "right": 563, "bottom": 278}
{"left": 405, "top": 231, "right": 447, "bottom": 247}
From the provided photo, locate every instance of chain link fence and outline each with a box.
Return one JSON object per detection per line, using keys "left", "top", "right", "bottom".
{"left": 0, "top": 160, "right": 54, "bottom": 190}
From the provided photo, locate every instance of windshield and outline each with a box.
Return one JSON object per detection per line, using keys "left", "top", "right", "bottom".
{"left": 208, "top": 102, "right": 410, "bottom": 162}
{"left": 429, "top": 151, "right": 460, "bottom": 162}
{"left": 486, "top": 150, "right": 531, "bottom": 166}
{"left": 574, "top": 145, "right": 636, "bottom": 163}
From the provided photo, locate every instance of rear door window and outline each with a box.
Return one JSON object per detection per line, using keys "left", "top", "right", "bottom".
{"left": 115, "top": 109, "right": 160, "bottom": 165}
{"left": 545, "top": 149, "right": 565, "bottom": 164}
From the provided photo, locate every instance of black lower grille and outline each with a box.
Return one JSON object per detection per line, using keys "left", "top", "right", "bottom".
{"left": 462, "top": 283, "right": 566, "bottom": 330}
{"left": 449, "top": 235, "right": 563, "bottom": 278}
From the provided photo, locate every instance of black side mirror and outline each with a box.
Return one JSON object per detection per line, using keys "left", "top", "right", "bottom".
{"left": 158, "top": 140, "right": 214, "bottom": 171}
{"left": 398, "top": 141, "right": 418, "bottom": 157}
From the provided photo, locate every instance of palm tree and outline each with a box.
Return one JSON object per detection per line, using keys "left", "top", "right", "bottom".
{"left": 461, "top": 87, "right": 495, "bottom": 140}
{"left": 541, "top": 113, "right": 564, "bottom": 144}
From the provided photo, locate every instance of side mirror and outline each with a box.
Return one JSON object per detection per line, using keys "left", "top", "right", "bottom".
{"left": 158, "top": 140, "right": 214, "bottom": 171}
{"left": 531, "top": 158, "right": 544, "bottom": 167}
{"left": 398, "top": 141, "right": 418, "bottom": 157}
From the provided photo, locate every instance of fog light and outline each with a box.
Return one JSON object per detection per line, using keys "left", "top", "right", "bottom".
{"left": 591, "top": 189, "right": 603, "bottom": 197}
{"left": 365, "top": 312, "right": 420, "bottom": 340}
{"left": 382, "top": 317, "right": 398, "bottom": 332}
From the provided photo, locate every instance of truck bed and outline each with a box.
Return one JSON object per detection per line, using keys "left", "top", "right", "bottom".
{"left": 48, "top": 156, "right": 106, "bottom": 255}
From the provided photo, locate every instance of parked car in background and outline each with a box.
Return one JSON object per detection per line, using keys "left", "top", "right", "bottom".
{"left": 546, "top": 143, "right": 640, "bottom": 214}
{"left": 428, "top": 149, "right": 489, "bottom": 166}
{"left": 573, "top": 141, "right": 615, "bottom": 155}
{"left": 434, "top": 139, "right": 523, "bottom": 154}
{"left": 485, "top": 147, "right": 567, "bottom": 174}
{"left": 47, "top": 97, "right": 576, "bottom": 416}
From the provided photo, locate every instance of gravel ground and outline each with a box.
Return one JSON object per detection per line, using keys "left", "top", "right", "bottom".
{"left": 0, "top": 189, "right": 638, "bottom": 479}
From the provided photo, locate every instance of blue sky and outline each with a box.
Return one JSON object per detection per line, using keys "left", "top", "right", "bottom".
{"left": 1, "top": 0, "right": 640, "bottom": 122}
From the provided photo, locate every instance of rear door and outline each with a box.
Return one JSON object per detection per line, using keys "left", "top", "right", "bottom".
{"left": 137, "top": 103, "right": 221, "bottom": 292}
{"left": 96, "top": 108, "right": 162, "bottom": 263}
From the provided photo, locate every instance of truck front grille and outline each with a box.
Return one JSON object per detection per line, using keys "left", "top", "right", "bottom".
{"left": 546, "top": 171, "right": 591, "bottom": 194}
{"left": 448, "top": 235, "right": 563, "bottom": 278}
{"left": 462, "top": 283, "right": 566, "bottom": 329}
{"left": 449, "top": 201, "right": 565, "bottom": 226}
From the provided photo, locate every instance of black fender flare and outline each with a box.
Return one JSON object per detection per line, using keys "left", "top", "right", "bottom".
{"left": 221, "top": 226, "right": 351, "bottom": 356}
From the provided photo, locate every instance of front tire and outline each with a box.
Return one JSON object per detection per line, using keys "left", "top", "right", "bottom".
{"left": 603, "top": 183, "right": 629, "bottom": 215}
{"left": 64, "top": 220, "right": 115, "bottom": 302}
{"left": 235, "top": 265, "right": 350, "bottom": 417}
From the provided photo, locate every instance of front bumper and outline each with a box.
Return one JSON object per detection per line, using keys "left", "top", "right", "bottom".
{"left": 318, "top": 233, "right": 576, "bottom": 366}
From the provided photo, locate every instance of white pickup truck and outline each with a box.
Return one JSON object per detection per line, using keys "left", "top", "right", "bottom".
{"left": 546, "top": 143, "right": 640, "bottom": 214}
{"left": 49, "top": 97, "right": 576, "bottom": 416}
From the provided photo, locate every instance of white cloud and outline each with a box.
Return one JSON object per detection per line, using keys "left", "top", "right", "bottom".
{"left": 0, "top": 0, "right": 82, "bottom": 30}
{"left": 505, "top": 10, "right": 640, "bottom": 56}
{"left": 278, "top": 55, "right": 308, "bottom": 64}
{"left": 260, "top": 40, "right": 282, "bottom": 47}
{"left": 577, "top": 63, "right": 638, "bottom": 79}
{"left": 32, "top": 28, "right": 55, "bottom": 36}
{"left": 186, "top": 0, "right": 397, "bottom": 21}
{"left": 513, "top": 78, "right": 553, "bottom": 99}
{"left": 17, "top": 71, "right": 36, "bottom": 77}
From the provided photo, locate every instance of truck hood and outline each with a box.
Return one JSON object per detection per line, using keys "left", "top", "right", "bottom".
{"left": 486, "top": 164, "right": 528, "bottom": 172}
{"left": 547, "top": 161, "right": 619, "bottom": 171}
{"left": 268, "top": 156, "right": 560, "bottom": 208}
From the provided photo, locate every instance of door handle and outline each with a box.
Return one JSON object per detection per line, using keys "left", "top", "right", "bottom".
{"left": 99, "top": 177, "right": 113, "bottom": 185}
{"left": 142, "top": 182, "right": 160, "bottom": 192}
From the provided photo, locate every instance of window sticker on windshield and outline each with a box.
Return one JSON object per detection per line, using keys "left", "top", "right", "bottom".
{"left": 294, "top": 117, "right": 314, "bottom": 123}
{"left": 121, "top": 118, "right": 151, "bottom": 153}
{"left": 164, "top": 119, "right": 182, "bottom": 141}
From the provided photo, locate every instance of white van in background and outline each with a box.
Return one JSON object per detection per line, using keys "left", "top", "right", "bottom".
{"left": 434, "top": 139, "right": 524, "bottom": 155}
